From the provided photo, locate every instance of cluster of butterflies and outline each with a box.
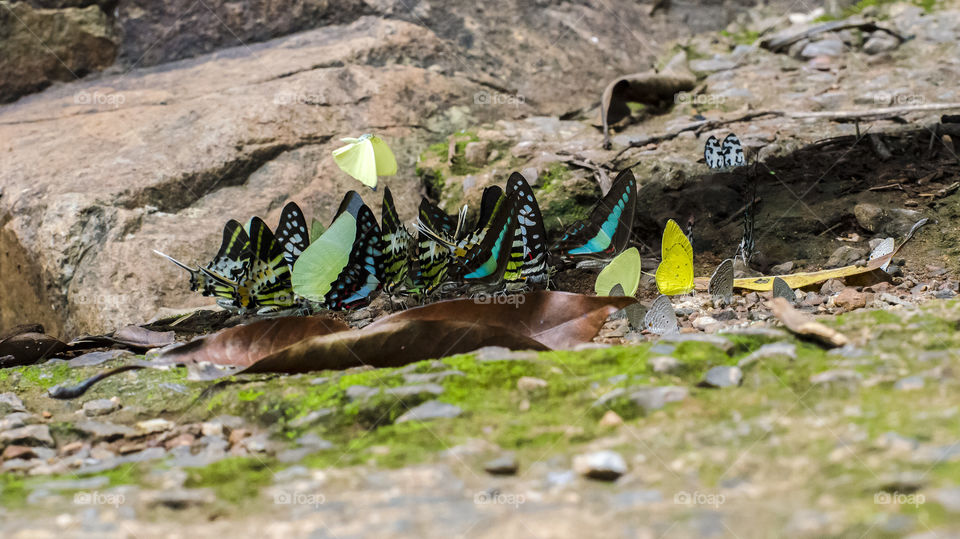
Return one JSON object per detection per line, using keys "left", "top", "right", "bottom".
{"left": 156, "top": 169, "right": 641, "bottom": 315}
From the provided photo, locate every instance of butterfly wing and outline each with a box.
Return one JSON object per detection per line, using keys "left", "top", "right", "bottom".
{"left": 208, "top": 219, "right": 250, "bottom": 281}
{"left": 381, "top": 186, "right": 412, "bottom": 294}
{"left": 323, "top": 203, "right": 384, "bottom": 310}
{"left": 644, "top": 295, "right": 678, "bottom": 335}
{"left": 869, "top": 237, "right": 895, "bottom": 271}
{"left": 309, "top": 218, "right": 326, "bottom": 243}
{"left": 243, "top": 216, "right": 295, "bottom": 311}
{"left": 772, "top": 276, "right": 794, "bottom": 302}
{"left": 369, "top": 135, "right": 397, "bottom": 176}
{"left": 292, "top": 212, "right": 357, "bottom": 302}
{"left": 333, "top": 138, "right": 378, "bottom": 189}
{"left": 416, "top": 199, "right": 454, "bottom": 295}
{"left": 552, "top": 168, "right": 636, "bottom": 260}
{"left": 708, "top": 258, "right": 734, "bottom": 304}
{"left": 454, "top": 191, "right": 520, "bottom": 284}
{"left": 504, "top": 172, "right": 549, "bottom": 287}
{"left": 655, "top": 219, "right": 694, "bottom": 295}
{"left": 704, "top": 135, "right": 724, "bottom": 169}
{"left": 275, "top": 202, "right": 310, "bottom": 266}
{"left": 721, "top": 134, "right": 745, "bottom": 168}
{"left": 595, "top": 247, "right": 641, "bottom": 296}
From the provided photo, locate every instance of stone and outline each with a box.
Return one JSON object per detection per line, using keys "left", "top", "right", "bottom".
{"left": 827, "top": 246, "right": 867, "bottom": 268}
{"left": 402, "top": 370, "right": 465, "bottom": 384}
{"left": 345, "top": 385, "right": 378, "bottom": 401}
{"left": 700, "top": 366, "right": 743, "bottom": 388}
{"left": 933, "top": 487, "right": 960, "bottom": 513}
{"left": 660, "top": 333, "right": 734, "bottom": 354}
{"left": 0, "top": 3, "right": 119, "bottom": 103}
{"left": 517, "top": 376, "right": 548, "bottom": 392}
{"left": 573, "top": 450, "right": 627, "bottom": 481}
{"left": 3, "top": 445, "right": 40, "bottom": 460}
{"left": 463, "top": 141, "right": 489, "bottom": 166}
{"left": 0, "top": 393, "right": 26, "bottom": 414}
{"left": 770, "top": 261, "right": 794, "bottom": 274}
{"left": 296, "top": 433, "right": 332, "bottom": 450}
{"left": 484, "top": 453, "right": 519, "bottom": 475}
{"left": 834, "top": 288, "right": 867, "bottom": 311}
{"left": 854, "top": 203, "right": 922, "bottom": 236}
{"left": 894, "top": 375, "right": 925, "bottom": 391}
{"left": 821, "top": 279, "right": 846, "bottom": 295}
{"left": 136, "top": 418, "right": 174, "bottom": 434}
{"left": 800, "top": 38, "right": 845, "bottom": 58}
{"left": 863, "top": 32, "right": 900, "bottom": 54}
{"left": 288, "top": 409, "right": 334, "bottom": 429}
{"left": 0, "top": 412, "right": 29, "bottom": 431}
{"left": 0, "top": 424, "right": 54, "bottom": 447}
{"left": 599, "top": 410, "right": 624, "bottom": 427}
{"left": 689, "top": 56, "right": 739, "bottom": 74}
{"left": 395, "top": 401, "right": 462, "bottom": 423}
{"left": 738, "top": 342, "right": 797, "bottom": 368}
{"left": 74, "top": 420, "right": 136, "bottom": 442}
{"left": 35, "top": 476, "right": 110, "bottom": 492}
{"left": 200, "top": 422, "right": 224, "bottom": 438}
{"left": 82, "top": 398, "right": 119, "bottom": 417}
{"left": 385, "top": 384, "right": 445, "bottom": 399}
{"left": 875, "top": 431, "right": 919, "bottom": 452}
{"left": 650, "top": 356, "right": 681, "bottom": 374}
{"left": 629, "top": 386, "right": 688, "bottom": 413}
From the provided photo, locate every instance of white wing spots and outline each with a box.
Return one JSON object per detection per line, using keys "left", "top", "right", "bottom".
{"left": 721, "top": 134, "right": 745, "bottom": 168}
{"left": 704, "top": 136, "right": 724, "bottom": 169}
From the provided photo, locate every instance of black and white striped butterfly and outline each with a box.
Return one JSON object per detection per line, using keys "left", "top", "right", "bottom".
{"left": 704, "top": 134, "right": 745, "bottom": 170}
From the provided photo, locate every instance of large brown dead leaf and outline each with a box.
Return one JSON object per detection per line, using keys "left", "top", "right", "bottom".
{"left": 241, "top": 320, "right": 548, "bottom": 376}
{"left": 369, "top": 291, "right": 637, "bottom": 349}
{"left": 601, "top": 71, "right": 696, "bottom": 148}
{"left": 0, "top": 331, "right": 68, "bottom": 367}
{"left": 160, "top": 315, "right": 350, "bottom": 368}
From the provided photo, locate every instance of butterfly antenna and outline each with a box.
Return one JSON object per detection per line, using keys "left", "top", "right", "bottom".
{"left": 153, "top": 250, "right": 198, "bottom": 274}
{"left": 415, "top": 218, "right": 456, "bottom": 249}
{"left": 453, "top": 204, "right": 469, "bottom": 240}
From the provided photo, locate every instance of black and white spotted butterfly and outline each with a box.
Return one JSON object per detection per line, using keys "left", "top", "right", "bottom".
{"left": 704, "top": 134, "right": 746, "bottom": 170}
{"left": 274, "top": 202, "right": 309, "bottom": 266}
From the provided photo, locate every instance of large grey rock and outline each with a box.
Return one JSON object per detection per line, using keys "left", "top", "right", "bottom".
{"left": 573, "top": 450, "right": 627, "bottom": 481}
{"left": 0, "top": 424, "right": 54, "bottom": 447}
{"left": 800, "top": 38, "right": 845, "bottom": 58}
{"left": 854, "top": 203, "right": 923, "bottom": 237}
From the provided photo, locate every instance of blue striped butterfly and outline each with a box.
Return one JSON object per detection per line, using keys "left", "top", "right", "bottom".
{"left": 274, "top": 202, "right": 309, "bottom": 266}
{"left": 551, "top": 168, "right": 637, "bottom": 262}
{"left": 380, "top": 187, "right": 413, "bottom": 294}
{"left": 292, "top": 191, "right": 385, "bottom": 310}
{"left": 503, "top": 172, "right": 550, "bottom": 288}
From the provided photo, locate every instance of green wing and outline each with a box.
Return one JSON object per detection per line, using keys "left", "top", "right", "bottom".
{"left": 333, "top": 139, "right": 378, "bottom": 189}
{"left": 370, "top": 135, "right": 397, "bottom": 176}
{"left": 292, "top": 211, "right": 357, "bottom": 302}
{"left": 595, "top": 247, "right": 641, "bottom": 296}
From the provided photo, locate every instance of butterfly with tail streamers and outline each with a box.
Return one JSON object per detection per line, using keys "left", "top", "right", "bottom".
{"left": 154, "top": 219, "right": 251, "bottom": 304}
{"left": 274, "top": 202, "right": 310, "bottom": 266}
{"left": 381, "top": 187, "right": 413, "bottom": 294}
{"left": 551, "top": 168, "right": 637, "bottom": 263}
{"left": 503, "top": 173, "right": 550, "bottom": 288}
{"left": 415, "top": 199, "right": 456, "bottom": 295}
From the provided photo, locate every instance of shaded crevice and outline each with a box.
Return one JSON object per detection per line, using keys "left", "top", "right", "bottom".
{"left": 114, "top": 135, "right": 331, "bottom": 213}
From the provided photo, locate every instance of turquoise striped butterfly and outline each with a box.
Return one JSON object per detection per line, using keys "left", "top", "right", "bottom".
{"left": 551, "top": 168, "right": 636, "bottom": 262}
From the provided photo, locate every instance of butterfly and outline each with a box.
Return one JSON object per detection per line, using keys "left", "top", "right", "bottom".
{"left": 869, "top": 238, "right": 895, "bottom": 272}
{"left": 708, "top": 258, "right": 734, "bottom": 305}
{"left": 595, "top": 247, "right": 641, "bottom": 297}
{"left": 551, "top": 168, "right": 637, "bottom": 262}
{"left": 332, "top": 134, "right": 397, "bottom": 190}
{"left": 705, "top": 134, "right": 746, "bottom": 170}
{"left": 154, "top": 219, "right": 250, "bottom": 301}
{"left": 201, "top": 216, "right": 296, "bottom": 313}
{"left": 503, "top": 173, "right": 550, "bottom": 288}
{"left": 644, "top": 295, "right": 678, "bottom": 335}
{"left": 655, "top": 218, "right": 694, "bottom": 295}
{"left": 415, "top": 198, "right": 456, "bottom": 296}
{"left": 274, "top": 202, "right": 310, "bottom": 266}
{"left": 380, "top": 187, "right": 413, "bottom": 294}
{"left": 772, "top": 276, "right": 794, "bottom": 302}
{"left": 292, "top": 191, "right": 384, "bottom": 310}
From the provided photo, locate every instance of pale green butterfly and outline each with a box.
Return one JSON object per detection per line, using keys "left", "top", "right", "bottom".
{"left": 291, "top": 211, "right": 357, "bottom": 302}
{"left": 595, "top": 247, "right": 641, "bottom": 297}
{"left": 332, "top": 134, "right": 397, "bottom": 190}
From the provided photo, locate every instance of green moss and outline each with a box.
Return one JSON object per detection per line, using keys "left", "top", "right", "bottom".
{"left": 537, "top": 163, "right": 571, "bottom": 194}
{"left": 237, "top": 389, "right": 265, "bottom": 402}
{"left": 720, "top": 28, "right": 760, "bottom": 45}
{"left": 184, "top": 457, "right": 277, "bottom": 505}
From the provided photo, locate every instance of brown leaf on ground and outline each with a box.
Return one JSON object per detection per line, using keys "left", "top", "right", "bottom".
{"left": 160, "top": 315, "right": 350, "bottom": 368}
{"left": 601, "top": 71, "right": 696, "bottom": 148}
{"left": 369, "top": 291, "right": 637, "bottom": 349}
{"left": 767, "top": 297, "right": 848, "bottom": 347}
{"left": 0, "top": 332, "right": 68, "bottom": 367}
{"left": 241, "top": 320, "right": 549, "bottom": 376}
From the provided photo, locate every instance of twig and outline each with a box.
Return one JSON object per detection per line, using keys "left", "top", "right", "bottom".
{"left": 868, "top": 182, "right": 904, "bottom": 192}
{"left": 760, "top": 18, "right": 907, "bottom": 53}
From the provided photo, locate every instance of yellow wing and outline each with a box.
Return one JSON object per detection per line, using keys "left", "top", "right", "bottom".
{"left": 333, "top": 138, "right": 378, "bottom": 189}
{"left": 369, "top": 135, "right": 397, "bottom": 176}
{"left": 655, "top": 219, "right": 694, "bottom": 295}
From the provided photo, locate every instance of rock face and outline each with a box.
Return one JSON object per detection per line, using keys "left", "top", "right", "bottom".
{"left": 0, "top": 1, "right": 119, "bottom": 103}
{"left": 0, "top": 0, "right": 752, "bottom": 335}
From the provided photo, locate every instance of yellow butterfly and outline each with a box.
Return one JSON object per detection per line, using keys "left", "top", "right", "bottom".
{"left": 655, "top": 219, "right": 694, "bottom": 295}
{"left": 332, "top": 134, "right": 397, "bottom": 190}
